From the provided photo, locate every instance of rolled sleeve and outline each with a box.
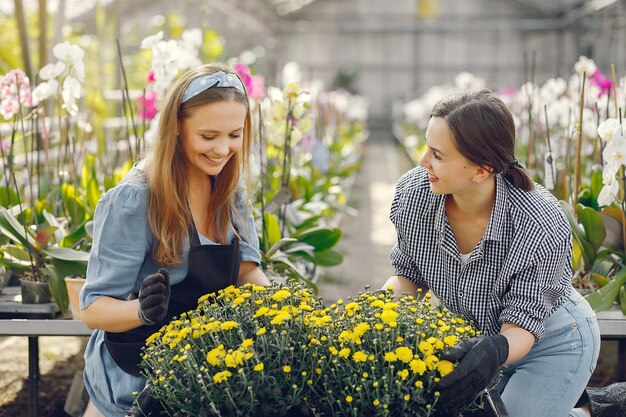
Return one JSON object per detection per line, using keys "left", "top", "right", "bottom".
{"left": 80, "top": 183, "right": 152, "bottom": 309}
{"left": 390, "top": 243, "right": 425, "bottom": 286}
{"left": 499, "top": 235, "right": 571, "bottom": 340}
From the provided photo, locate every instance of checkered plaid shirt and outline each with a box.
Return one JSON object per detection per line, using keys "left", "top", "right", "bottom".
{"left": 390, "top": 166, "right": 573, "bottom": 339}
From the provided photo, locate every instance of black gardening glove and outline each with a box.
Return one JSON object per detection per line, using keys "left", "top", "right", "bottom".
{"left": 126, "top": 381, "right": 164, "bottom": 417}
{"left": 137, "top": 268, "right": 170, "bottom": 326}
{"left": 434, "top": 334, "right": 509, "bottom": 417}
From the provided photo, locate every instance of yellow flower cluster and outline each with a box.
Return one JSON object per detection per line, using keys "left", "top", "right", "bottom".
{"left": 309, "top": 289, "right": 477, "bottom": 416}
{"left": 139, "top": 283, "right": 476, "bottom": 417}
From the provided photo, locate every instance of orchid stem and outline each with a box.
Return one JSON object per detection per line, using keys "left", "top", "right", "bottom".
{"left": 573, "top": 73, "right": 586, "bottom": 212}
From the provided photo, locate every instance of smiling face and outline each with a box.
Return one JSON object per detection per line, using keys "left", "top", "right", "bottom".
{"left": 419, "top": 117, "right": 480, "bottom": 195}
{"left": 179, "top": 100, "right": 247, "bottom": 181}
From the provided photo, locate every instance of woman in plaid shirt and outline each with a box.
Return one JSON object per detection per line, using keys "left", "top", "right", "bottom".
{"left": 384, "top": 89, "right": 604, "bottom": 417}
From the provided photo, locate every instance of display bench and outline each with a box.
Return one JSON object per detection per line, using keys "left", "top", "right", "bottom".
{"left": 0, "top": 285, "right": 625, "bottom": 417}
{"left": 0, "top": 286, "right": 92, "bottom": 417}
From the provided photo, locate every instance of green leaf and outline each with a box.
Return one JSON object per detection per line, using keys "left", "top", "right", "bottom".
{"left": 560, "top": 201, "right": 595, "bottom": 267}
{"left": 45, "top": 264, "right": 69, "bottom": 314}
{"left": 265, "top": 238, "right": 298, "bottom": 258}
{"left": 50, "top": 257, "right": 87, "bottom": 278}
{"left": 589, "top": 166, "right": 604, "bottom": 203}
{"left": 0, "top": 207, "right": 34, "bottom": 248}
{"left": 620, "top": 286, "right": 626, "bottom": 315}
{"left": 0, "top": 186, "right": 18, "bottom": 207}
{"left": 313, "top": 249, "right": 344, "bottom": 267}
{"left": 576, "top": 204, "right": 606, "bottom": 252}
{"left": 43, "top": 246, "right": 90, "bottom": 262}
{"left": 61, "top": 184, "right": 87, "bottom": 224}
{"left": 86, "top": 177, "right": 101, "bottom": 210}
{"left": 3, "top": 245, "right": 33, "bottom": 262}
{"left": 60, "top": 223, "right": 87, "bottom": 248}
{"left": 293, "top": 227, "right": 342, "bottom": 251}
{"left": 590, "top": 273, "right": 610, "bottom": 287}
{"left": 585, "top": 266, "right": 626, "bottom": 312}
{"left": 263, "top": 212, "right": 282, "bottom": 248}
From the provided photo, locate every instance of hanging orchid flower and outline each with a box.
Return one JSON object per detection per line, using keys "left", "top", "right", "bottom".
{"left": 30, "top": 41, "right": 85, "bottom": 115}
{"left": 140, "top": 29, "right": 203, "bottom": 96}
{"left": 137, "top": 90, "right": 159, "bottom": 121}
{"left": 589, "top": 69, "right": 612, "bottom": 97}
{"left": 574, "top": 56, "right": 597, "bottom": 77}
{"left": 597, "top": 118, "right": 626, "bottom": 207}
{"left": 0, "top": 69, "right": 32, "bottom": 120}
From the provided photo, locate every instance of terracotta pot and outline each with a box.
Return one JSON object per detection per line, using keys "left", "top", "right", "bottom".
{"left": 20, "top": 278, "right": 52, "bottom": 304}
{"left": 64, "top": 276, "right": 86, "bottom": 320}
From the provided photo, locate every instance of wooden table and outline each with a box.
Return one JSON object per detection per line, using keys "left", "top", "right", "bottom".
{"left": 0, "top": 286, "right": 92, "bottom": 417}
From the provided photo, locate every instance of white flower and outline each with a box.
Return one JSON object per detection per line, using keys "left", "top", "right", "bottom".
{"left": 181, "top": 28, "right": 202, "bottom": 48}
{"left": 39, "top": 62, "right": 65, "bottom": 81}
{"left": 61, "top": 76, "right": 82, "bottom": 115}
{"left": 266, "top": 86, "right": 284, "bottom": 103}
{"left": 291, "top": 102, "right": 305, "bottom": 119}
{"left": 574, "top": 56, "right": 597, "bottom": 76}
{"left": 598, "top": 178, "right": 620, "bottom": 207}
{"left": 597, "top": 118, "right": 622, "bottom": 142}
{"left": 140, "top": 31, "right": 164, "bottom": 49}
{"left": 603, "top": 137, "right": 626, "bottom": 167}
{"left": 454, "top": 72, "right": 485, "bottom": 91}
{"left": 31, "top": 79, "right": 58, "bottom": 105}
{"left": 282, "top": 62, "right": 302, "bottom": 87}
{"left": 53, "top": 42, "right": 85, "bottom": 64}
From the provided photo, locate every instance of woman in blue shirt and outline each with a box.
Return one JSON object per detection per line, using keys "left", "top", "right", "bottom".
{"left": 79, "top": 63, "right": 268, "bottom": 416}
{"left": 383, "top": 89, "right": 601, "bottom": 417}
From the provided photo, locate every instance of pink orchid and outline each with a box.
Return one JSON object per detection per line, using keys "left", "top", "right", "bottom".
{"left": 137, "top": 90, "right": 159, "bottom": 120}
{"left": 250, "top": 75, "right": 266, "bottom": 100}
{"left": 0, "top": 69, "right": 32, "bottom": 119}
{"left": 232, "top": 61, "right": 264, "bottom": 99}
{"left": 146, "top": 70, "right": 156, "bottom": 83}
{"left": 589, "top": 69, "right": 612, "bottom": 97}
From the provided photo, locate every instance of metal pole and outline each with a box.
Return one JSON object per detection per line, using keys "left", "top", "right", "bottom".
{"left": 27, "top": 336, "right": 39, "bottom": 417}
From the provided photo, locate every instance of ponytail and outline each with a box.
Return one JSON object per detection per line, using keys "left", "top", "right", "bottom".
{"left": 503, "top": 159, "right": 534, "bottom": 191}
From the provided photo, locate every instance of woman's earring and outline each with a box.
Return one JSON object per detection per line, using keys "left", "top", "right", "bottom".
{"left": 472, "top": 180, "right": 478, "bottom": 186}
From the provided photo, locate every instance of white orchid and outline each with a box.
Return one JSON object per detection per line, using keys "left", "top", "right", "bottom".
{"left": 597, "top": 118, "right": 622, "bottom": 142}
{"left": 603, "top": 137, "right": 626, "bottom": 167}
{"left": 140, "top": 31, "right": 164, "bottom": 49}
{"left": 598, "top": 178, "right": 620, "bottom": 207}
{"left": 39, "top": 62, "right": 65, "bottom": 81}
{"left": 597, "top": 122, "right": 626, "bottom": 206}
{"left": 53, "top": 41, "right": 85, "bottom": 81}
{"left": 141, "top": 29, "right": 203, "bottom": 95}
{"left": 574, "top": 56, "right": 597, "bottom": 76}
{"left": 31, "top": 79, "right": 58, "bottom": 106}
{"left": 61, "top": 76, "right": 82, "bottom": 116}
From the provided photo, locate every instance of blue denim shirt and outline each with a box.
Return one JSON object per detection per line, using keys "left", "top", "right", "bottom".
{"left": 80, "top": 166, "right": 261, "bottom": 416}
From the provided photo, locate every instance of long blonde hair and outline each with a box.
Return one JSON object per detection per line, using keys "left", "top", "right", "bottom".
{"left": 144, "top": 63, "right": 253, "bottom": 265}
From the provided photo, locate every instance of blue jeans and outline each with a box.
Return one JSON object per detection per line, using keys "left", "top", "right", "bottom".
{"left": 495, "top": 291, "right": 600, "bottom": 417}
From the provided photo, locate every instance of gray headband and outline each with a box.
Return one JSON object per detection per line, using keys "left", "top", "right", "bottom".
{"left": 181, "top": 71, "right": 245, "bottom": 103}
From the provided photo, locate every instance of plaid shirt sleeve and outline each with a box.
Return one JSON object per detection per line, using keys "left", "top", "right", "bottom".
{"left": 389, "top": 169, "right": 427, "bottom": 286}
{"left": 498, "top": 190, "right": 573, "bottom": 339}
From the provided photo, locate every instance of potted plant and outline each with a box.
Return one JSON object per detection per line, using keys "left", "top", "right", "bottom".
{"left": 0, "top": 205, "right": 89, "bottom": 313}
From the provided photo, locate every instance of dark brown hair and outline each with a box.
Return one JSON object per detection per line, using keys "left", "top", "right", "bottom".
{"left": 430, "top": 89, "right": 533, "bottom": 191}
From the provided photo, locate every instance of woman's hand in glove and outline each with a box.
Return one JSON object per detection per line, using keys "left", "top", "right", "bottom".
{"left": 137, "top": 268, "right": 170, "bottom": 325}
{"left": 434, "top": 334, "right": 509, "bottom": 416}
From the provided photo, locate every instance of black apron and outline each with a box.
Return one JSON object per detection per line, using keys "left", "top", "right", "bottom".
{"left": 104, "top": 223, "right": 241, "bottom": 377}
